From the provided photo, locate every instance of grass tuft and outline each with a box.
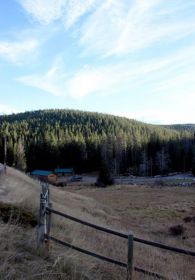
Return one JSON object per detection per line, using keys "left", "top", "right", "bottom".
{"left": 169, "top": 224, "right": 185, "bottom": 236}
{"left": 0, "top": 201, "right": 37, "bottom": 227}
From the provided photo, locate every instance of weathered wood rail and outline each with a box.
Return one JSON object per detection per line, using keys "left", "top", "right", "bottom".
{"left": 38, "top": 184, "right": 195, "bottom": 280}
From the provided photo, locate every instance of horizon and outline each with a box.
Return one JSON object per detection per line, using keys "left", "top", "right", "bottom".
{"left": 0, "top": 1, "right": 195, "bottom": 124}
{"left": 0, "top": 107, "right": 194, "bottom": 126}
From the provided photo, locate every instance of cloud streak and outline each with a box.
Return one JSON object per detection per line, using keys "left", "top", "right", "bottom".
{"left": 16, "top": 59, "right": 68, "bottom": 96}
{"left": 19, "top": 0, "right": 195, "bottom": 57}
{"left": 79, "top": 0, "right": 195, "bottom": 56}
{"left": 16, "top": 43, "right": 195, "bottom": 100}
{"left": 19, "top": 0, "right": 98, "bottom": 28}
{"left": 18, "top": 0, "right": 67, "bottom": 25}
{"left": 68, "top": 67, "right": 106, "bottom": 98}
{"left": 0, "top": 39, "right": 39, "bottom": 64}
{"left": 64, "top": 0, "right": 98, "bottom": 29}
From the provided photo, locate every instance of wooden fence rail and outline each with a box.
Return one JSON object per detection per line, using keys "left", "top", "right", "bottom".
{"left": 45, "top": 207, "right": 195, "bottom": 257}
{"left": 38, "top": 184, "right": 195, "bottom": 280}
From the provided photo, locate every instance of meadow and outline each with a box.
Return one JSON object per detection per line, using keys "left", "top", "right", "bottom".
{"left": 0, "top": 168, "right": 195, "bottom": 279}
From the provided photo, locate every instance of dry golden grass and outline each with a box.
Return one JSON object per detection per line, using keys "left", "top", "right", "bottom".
{"left": 0, "top": 168, "right": 96, "bottom": 279}
{"left": 65, "top": 184, "right": 195, "bottom": 279}
{"left": 0, "top": 167, "right": 195, "bottom": 279}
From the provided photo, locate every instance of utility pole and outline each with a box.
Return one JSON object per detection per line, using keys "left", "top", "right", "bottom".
{"left": 4, "top": 136, "right": 7, "bottom": 173}
{"left": 150, "top": 157, "right": 153, "bottom": 177}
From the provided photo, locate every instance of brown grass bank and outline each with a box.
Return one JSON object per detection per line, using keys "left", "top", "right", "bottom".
{"left": 0, "top": 168, "right": 195, "bottom": 279}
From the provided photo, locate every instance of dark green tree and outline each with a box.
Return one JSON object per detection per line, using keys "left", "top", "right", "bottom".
{"left": 97, "top": 163, "right": 114, "bottom": 186}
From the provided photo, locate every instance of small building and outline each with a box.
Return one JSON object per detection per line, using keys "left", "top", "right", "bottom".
{"left": 48, "top": 173, "right": 57, "bottom": 183}
{"left": 54, "top": 168, "right": 74, "bottom": 177}
{"left": 31, "top": 170, "right": 54, "bottom": 181}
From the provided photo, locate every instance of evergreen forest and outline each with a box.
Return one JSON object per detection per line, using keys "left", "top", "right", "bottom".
{"left": 0, "top": 109, "right": 195, "bottom": 176}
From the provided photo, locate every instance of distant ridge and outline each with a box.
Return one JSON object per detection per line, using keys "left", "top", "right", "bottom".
{"left": 163, "top": 124, "right": 195, "bottom": 132}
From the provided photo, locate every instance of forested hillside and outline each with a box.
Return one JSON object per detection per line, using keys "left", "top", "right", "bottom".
{"left": 0, "top": 109, "right": 195, "bottom": 175}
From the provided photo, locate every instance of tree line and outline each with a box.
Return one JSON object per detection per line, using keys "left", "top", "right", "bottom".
{"left": 0, "top": 109, "right": 195, "bottom": 176}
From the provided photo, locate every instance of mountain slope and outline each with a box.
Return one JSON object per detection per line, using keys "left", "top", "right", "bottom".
{"left": 0, "top": 109, "right": 186, "bottom": 139}
{"left": 0, "top": 109, "right": 194, "bottom": 175}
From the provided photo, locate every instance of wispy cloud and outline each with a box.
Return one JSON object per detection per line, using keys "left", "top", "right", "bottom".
{"left": 19, "top": 0, "right": 98, "bottom": 28}
{"left": 68, "top": 67, "right": 105, "bottom": 98}
{"left": 79, "top": 0, "right": 195, "bottom": 56}
{"left": 16, "top": 58, "right": 68, "bottom": 96}
{"left": 18, "top": 0, "right": 67, "bottom": 25}
{"left": 16, "top": 58, "right": 109, "bottom": 98}
{"left": 64, "top": 0, "right": 98, "bottom": 29}
{"left": 16, "top": 43, "right": 195, "bottom": 101}
{"left": 19, "top": 0, "right": 195, "bottom": 57}
{"left": 16, "top": 57, "right": 117, "bottom": 98}
{"left": 0, "top": 39, "right": 39, "bottom": 64}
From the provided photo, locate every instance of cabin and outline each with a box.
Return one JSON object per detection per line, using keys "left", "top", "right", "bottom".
{"left": 48, "top": 173, "right": 58, "bottom": 183}
{"left": 31, "top": 170, "right": 56, "bottom": 181}
{"left": 54, "top": 168, "right": 74, "bottom": 177}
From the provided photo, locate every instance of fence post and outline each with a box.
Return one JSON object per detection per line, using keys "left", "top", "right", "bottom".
{"left": 37, "top": 182, "right": 49, "bottom": 248}
{"left": 4, "top": 136, "right": 7, "bottom": 174}
{"left": 37, "top": 192, "right": 46, "bottom": 248}
{"left": 45, "top": 181, "right": 51, "bottom": 250}
{"left": 127, "top": 234, "right": 134, "bottom": 280}
{"left": 46, "top": 202, "right": 52, "bottom": 251}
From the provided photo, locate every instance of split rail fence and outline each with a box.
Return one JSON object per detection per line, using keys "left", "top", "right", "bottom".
{"left": 37, "top": 183, "right": 195, "bottom": 280}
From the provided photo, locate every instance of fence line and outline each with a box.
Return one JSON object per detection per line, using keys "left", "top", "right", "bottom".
{"left": 47, "top": 207, "right": 195, "bottom": 257}
{"left": 46, "top": 234, "right": 127, "bottom": 268}
{"left": 38, "top": 183, "right": 195, "bottom": 280}
{"left": 46, "top": 234, "right": 167, "bottom": 280}
{"left": 46, "top": 207, "right": 128, "bottom": 238}
{"left": 133, "top": 237, "right": 195, "bottom": 257}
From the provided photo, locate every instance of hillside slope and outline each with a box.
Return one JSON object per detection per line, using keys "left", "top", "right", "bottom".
{"left": 0, "top": 168, "right": 195, "bottom": 279}
{"left": 0, "top": 168, "right": 122, "bottom": 280}
{"left": 0, "top": 109, "right": 195, "bottom": 175}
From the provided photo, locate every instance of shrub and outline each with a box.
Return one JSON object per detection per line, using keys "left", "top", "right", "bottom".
{"left": 183, "top": 216, "right": 195, "bottom": 223}
{"left": 0, "top": 202, "right": 37, "bottom": 227}
{"left": 155, "top": 179, "right": 166, "bottom": 186}
{"left": 169, "top": 224, "right": 185, "bottom": 236}
{"left": 96, "top": 164, "right": 114, "bottom": 187}
{"left": 183, "top": 216, "right": 192, "bottom": 223}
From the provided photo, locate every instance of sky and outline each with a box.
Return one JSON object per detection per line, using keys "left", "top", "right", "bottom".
{"left": 0, "top": 0, "right": 195, "bottom": 124}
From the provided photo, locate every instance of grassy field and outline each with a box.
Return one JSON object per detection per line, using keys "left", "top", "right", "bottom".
{"left": 64, "top": 184, "right": 195, "bottom": 279}
{"left": 0, "top": 168, "right": 195, "bottom": 279}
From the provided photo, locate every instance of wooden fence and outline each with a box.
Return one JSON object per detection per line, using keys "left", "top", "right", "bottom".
{"left": 37, "top": 183, "right": 195, "bottom": 280}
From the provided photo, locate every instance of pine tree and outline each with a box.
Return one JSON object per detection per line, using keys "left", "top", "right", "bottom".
{"left": 15, "top": 138, "right": 26, "bottom": 171}
{"left": 155, "top": 147, "right": 170, "bottom": 174}
{"left": 97, "top": 163, "right": 114, "bottom": 186}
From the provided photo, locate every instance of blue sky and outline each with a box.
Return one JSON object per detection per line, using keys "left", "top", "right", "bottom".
{"left": 0, "top": 0, "right": 195, "bottom": 124}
